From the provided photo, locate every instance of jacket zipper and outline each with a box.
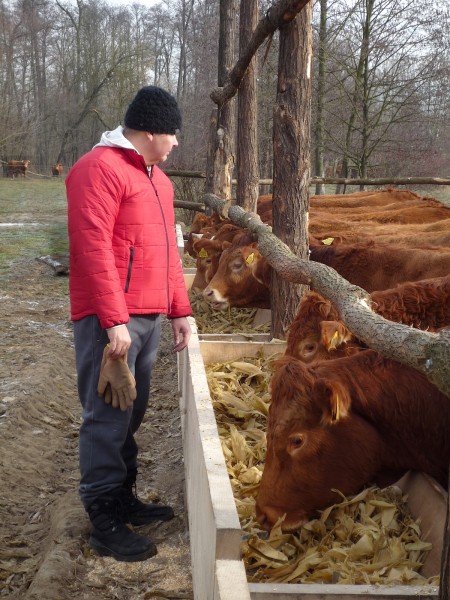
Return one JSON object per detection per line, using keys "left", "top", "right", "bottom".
{"left": 125, "top": 246, "right": 134, "bottom": 292}
{"left": 149, "top": 176, "right": 171, "bottom": 313}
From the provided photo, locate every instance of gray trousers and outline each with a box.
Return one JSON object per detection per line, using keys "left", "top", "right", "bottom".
{"left": 73, "top": 314, "right": 161, "bottom": 508}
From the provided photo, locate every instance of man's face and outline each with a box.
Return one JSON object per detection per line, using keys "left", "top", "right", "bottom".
{"left": 145, "top": 132, "right": 178, "bottom": 165}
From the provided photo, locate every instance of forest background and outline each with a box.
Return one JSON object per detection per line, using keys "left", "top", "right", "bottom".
{"left": 0, "top": 0, "right": 449, "bottom": 188}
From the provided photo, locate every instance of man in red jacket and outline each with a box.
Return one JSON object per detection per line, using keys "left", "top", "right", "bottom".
{"left": 66, "top": 86, "right": 192, "bottom": 562}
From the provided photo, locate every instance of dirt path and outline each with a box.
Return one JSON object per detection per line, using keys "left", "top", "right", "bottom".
{"left": 0, "top": 258, "right": 193, "bottom": 599}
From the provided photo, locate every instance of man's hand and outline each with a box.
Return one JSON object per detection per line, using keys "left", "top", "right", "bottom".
{"left": 171, "top": 317, "right": 191, "bottom": 353}
{"left": 106, "top": 324, "right": 131, "bottom": 358}
{"left": 97, "top": 346, "right": 137, "bottom": 411}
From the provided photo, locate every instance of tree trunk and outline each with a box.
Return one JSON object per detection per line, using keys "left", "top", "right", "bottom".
{"left": 236, "top": 0, "right": 259, "bottom": 212}
{"left": 314, "top": 0, "right": 327, "bottom": 196}
{"left": 271, "top": 2, "right": 313, "bottom": 339}
{"left": 359, "top": 0, "right": 373, "bottom": 191}
{"left": 205, "top": 0, "right": 237, "bottom": 199}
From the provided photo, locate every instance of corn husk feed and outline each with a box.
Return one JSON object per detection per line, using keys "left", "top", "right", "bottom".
{"left": 206, "top": 352, "right": 439, "bottom": 586}
{"left": 188, "top": 289, "right": 270, "bottom": 334}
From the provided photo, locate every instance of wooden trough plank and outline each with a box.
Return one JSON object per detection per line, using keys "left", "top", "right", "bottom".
{"left": 215, "top": 560, "right": 252, "bottom": 600}
{"left": 248, "top": 582, "right": 439, "bottom": 599}
{"left": 199, "top": 338, "right": 285, "bottom": 364}
{"left": 183, "top": 268, "right": 196, "bottom": 290}
{"left": 176, "top": 223, "right": 185, "bottom": 260}
{"left": 179, "top": 318, "right": 243, "bottom": 600}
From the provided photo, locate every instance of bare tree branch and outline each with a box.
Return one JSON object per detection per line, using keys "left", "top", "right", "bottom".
{"left": 210, "top": 0, "right": 312, "bottom": 106}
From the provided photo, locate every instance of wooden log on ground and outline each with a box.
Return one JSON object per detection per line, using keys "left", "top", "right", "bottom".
{"left": 36, "top": 255, "right": 69, "bottom": 275}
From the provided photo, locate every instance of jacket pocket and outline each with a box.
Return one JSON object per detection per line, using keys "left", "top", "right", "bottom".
{"left": 125, "top": 247, "right": 134, "bottom": 293}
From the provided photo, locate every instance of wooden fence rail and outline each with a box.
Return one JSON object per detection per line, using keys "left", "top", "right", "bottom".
{"left": 172, "top": 175, "right": 450, "bottom": 212}
{"left": 165, "top": 170, "right": 450, "bottom": 187}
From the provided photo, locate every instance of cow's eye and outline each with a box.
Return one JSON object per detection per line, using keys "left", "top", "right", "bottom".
{"left": 287, "top": 435, "right": 304, "bottom": 454}
{"left": 300, "top": 342, "right": 317, "bottom": 360}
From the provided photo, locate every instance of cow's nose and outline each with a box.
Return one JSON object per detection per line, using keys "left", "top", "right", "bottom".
{"left": 255, "top": 505, "right": 275, "bottom": 531}
{"left": 203, "top": 288, "right": 213, "bottom": 299}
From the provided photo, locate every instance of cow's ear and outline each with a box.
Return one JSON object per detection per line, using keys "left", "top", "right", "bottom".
{"left": 312, "top": 379, "right": 350, "bottom": 425}
{"left": 192, "top": 237, "right": 203, "bottom": 252}
{"left": 320, "top": 321, "right": 353, "bottom": 351}
{"left": 193, "top": 238, "right": 209, "bottom": 256}
{"left": 315, "top": 296, "right": 332, "bottom": 319}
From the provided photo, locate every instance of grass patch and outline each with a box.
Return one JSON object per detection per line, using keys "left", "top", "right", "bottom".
{"left": 0, "top": 179, "right": 67, "bottom": 222}
{"left": 0, "top": 179, "right": 68, "bottom": 271}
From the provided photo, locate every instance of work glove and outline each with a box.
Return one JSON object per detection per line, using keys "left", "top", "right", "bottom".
{"left": 97, "top": 346, "right": 137, "bottom": 411}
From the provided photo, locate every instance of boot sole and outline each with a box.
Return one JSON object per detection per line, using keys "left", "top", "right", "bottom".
{"left": 89, "top": 536, "right": 157, "bottom": 562}
{"left": 128, "top": 511, "right": 175, "bottom": 526}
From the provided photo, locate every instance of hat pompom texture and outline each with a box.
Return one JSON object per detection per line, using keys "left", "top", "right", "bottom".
{"left": 124, "top": 86, "right": 181, "bottom": 134}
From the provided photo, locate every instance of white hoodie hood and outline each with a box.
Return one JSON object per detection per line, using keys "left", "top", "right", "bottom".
{"left": 93, "top": 125, "right": 152, "bottom": 174}
{"left": 94, "top": 125, "right": 137, "bottom": 151}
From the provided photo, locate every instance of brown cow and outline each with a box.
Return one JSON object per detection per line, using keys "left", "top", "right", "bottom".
{"left": 185, "top": 196, "right": 273, "bottom": 259}
{"left": 191, "top": 224, "right": 253, "bottom": 291}
{"left": 203, "top": 242, "right": 271, "bottom": 310}
{"left": 310, "top": 188, "right": 422, "bottom": 210}
{"left": 309, "top": 237, "right": 450, "bottom": 292}
{"left": 310, "top": 212, "right": 450, "bottom": 244}
{"left": 342, "top": 204, "right": 450, "bottom": 225}
{"left": 286, "top": 278, "right": 450, "bottom": 362}
{"left": 313, "top": 228, "right": 450, "bottom": 249}
{"left": 203, "top": 236, "right": 450, "bottom": 310}
{"left": 184, "top": 212, "right": 224, "bottom": 257}
{"left": 7, "top": 159, "right": 30, "bottom": 178}
{"left": 52, "top": 162, "right": 64, "bottom": 177}
{"left": 255, "top": 350, "right": 450, "bottom": 531}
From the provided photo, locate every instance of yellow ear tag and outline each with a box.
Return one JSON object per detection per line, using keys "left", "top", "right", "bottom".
{"left": 246, "top": 252, "right": 255, "bottom": 265}
{"left": 328, "top": 330, "right": 339, "bottom": 350}
{"left": 330, "top": 393, "right": 340, "bottom": 422}
{"left": 322, "top": 237, "right": 334, "bottom": 245}
{"left": 198, "top": 248, "right": 208, "bottom": 258}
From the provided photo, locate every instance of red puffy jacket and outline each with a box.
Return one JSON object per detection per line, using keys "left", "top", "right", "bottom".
{"left": 66, "top": 145, "right": 191, "bottom": 329}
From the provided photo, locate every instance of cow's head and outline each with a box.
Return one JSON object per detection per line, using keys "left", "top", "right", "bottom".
{"left": 255, "top": 356, "right": 382, "bottom": 531}
{"left": 184, "top": 212, "right": 223, "bottom": 257}
{"left": 286, "top": 292, "right": 355, "bottom": 362}
{"left": 202, "top": 242, "right": 271, "bottom": 310}
{"left": 191, "top": 237, "right": 224, "bottom": 291}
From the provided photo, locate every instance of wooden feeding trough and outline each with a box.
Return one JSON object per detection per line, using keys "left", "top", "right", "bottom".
{"left": 184, "top": 268, "right": 197, "bottom": 291}
{"left": 178, "top": 318, "right": 447, "bottom": 600}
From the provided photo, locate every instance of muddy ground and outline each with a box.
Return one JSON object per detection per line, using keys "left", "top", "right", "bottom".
{"left": 0, "top": 256, "right": 193, "bottom": 599}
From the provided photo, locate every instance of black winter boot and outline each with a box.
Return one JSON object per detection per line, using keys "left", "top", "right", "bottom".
{"left": 120, "top": 469, "right": 175, "bottom": 526}
{"left": 87, "top": 494, "right": 157, "bottom": 562}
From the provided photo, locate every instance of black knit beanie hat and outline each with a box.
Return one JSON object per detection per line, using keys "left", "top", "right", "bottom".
{"left": 124, "top": 86, "right": 182, "bottom": 134}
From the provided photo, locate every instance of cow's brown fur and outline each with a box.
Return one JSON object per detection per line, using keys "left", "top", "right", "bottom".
{"left": 286, "top": 278, "right": 450, "bottom": 362}
{"left": 7, "top": 159, "right": 30, "bottom": 178}
{"left": 184, "top": 212, "right": 224, "bottom": 257}
{"left": 255, "top": 351, "right": 450, "bottom": 530}
{"left": 203, "top": 236, "right": 450, "bottom": 310}
{"left": 309, "top": 237, "right": 450, "bottom": 292}
{"left": 203, "top": 242, "right": 271, "bottom": 310}
{"left": 51, "top": 163, "right": 64, "bottom": 177}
